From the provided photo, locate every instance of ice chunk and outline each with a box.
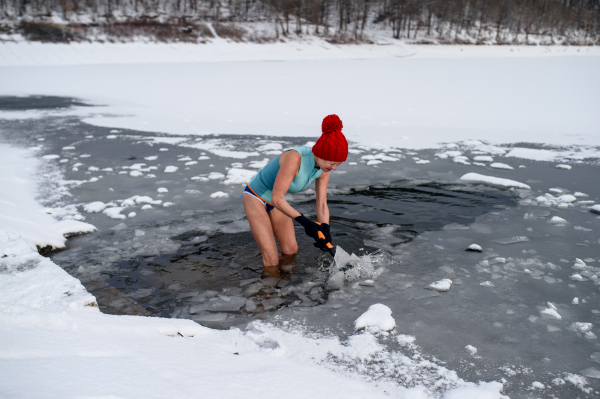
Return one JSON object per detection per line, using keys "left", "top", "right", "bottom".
{"left": 465, "top": 345, "right": 477, "bottom": 355}
{"left": 164, "top": 166, "right": 178, "bottom": 173}
{"left": 426, "top": 279, "right": 453, "bottom": 292}
{"left": 128, "top": 212, "right": 136, "bottom": 218}
{"left": 580, "top": 368, "right": 600, "bottom": 379}
{"left": 443, "top": 222, "right": 469, "bottom": 231}
{"left": 558, "top": 194, "right": 577, "bottom": 203}
{"left": 208, "top": 172, "right": 225, "bottom": 180}
{"left": 540, "top": 303, "right": 562, "bottom": 320}
{"left": 556, "top": 164, "right": 572, "bottom": 170}
{"left": 396, "top": 335, "right": 415, "bottom": 346}
{"left": 473, "top": 155, "right": 493, "bottom": 162}
{"left": 466, "top": 244, "right": 483, "bottom": 252}
{"left": 570, "top": 273, "right": 585, "bottom": 281}
{"left": 480, "top": 281, "right": 494, "bottom": 287}
{"left": 592, "top": 352, "right": 600, "bottom": 363}
{"left": 83, "top": 201, "right": 107, "bottom": 213}
{"left": 459, "top": 173, "right": 530, "bottom": 189}
{"left": 531, "top": 381, "right": 545, "bottom": 390}
{"left": 549, "top": 216, "right": 567, "bottom": 224}
{"left": 572, "top": 297, "right": 579, "bottom": 305}
{"left": 354, "top": 303, "right": 395, "bottom": 332}
{"left": 489, "top": 162, "right": 513, "bottom": 170}
{"left": 141, "top": 205, "right": 152, "bottom": 210}
{"left": 571, "top": 322, "right": 593, "bottom": 333}
{"left": 103, "top": 207, "right": 126, "bottom": 220}
{"left": 157, "top": 187, "right": 168, "bottom": 193}
{"left": 223, "top": 168, "right": 257, "bottom": 185}
{"left": 590, "top": 205, "right": 600, "bottom": 214}
{"left": 492, "top": 236, "right": 529, "bottom": 245}
{"left": 210, "top": 191, "right": 229, "bottom": 199}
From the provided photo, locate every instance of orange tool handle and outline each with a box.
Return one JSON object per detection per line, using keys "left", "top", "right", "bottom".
{"left": 317, "top": 230, "right": 333, "bottom": 249}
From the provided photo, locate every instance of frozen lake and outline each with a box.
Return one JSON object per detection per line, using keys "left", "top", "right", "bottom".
{"left": 1, "top": 94, "right": 599, "bottom": 397}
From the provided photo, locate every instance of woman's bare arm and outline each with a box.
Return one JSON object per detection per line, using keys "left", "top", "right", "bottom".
{"left": 271, "top": 151, "right": 302, "bottom": 219}
{"left": 315, "top": 172, "right": 330, "bottom": 224}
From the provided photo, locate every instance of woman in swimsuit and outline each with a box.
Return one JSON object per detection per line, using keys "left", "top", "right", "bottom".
{"left": 244, "top": 114, "right": 348, "bottom": 275}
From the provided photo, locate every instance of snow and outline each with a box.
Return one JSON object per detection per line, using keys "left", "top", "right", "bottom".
{"left": 459, "top": 173, "right": 531, "bottom": 190}
{"left": 1, "top": 45, "right": 599, "bottom": 151}
{"left": 83, "top": 201, "right": 108, "bottom": 213}
{"left": 466, "top": 244, "right": 483, "bottom": 252}
{"left": 489, "top": 162, "right": 513, "bottom": 170}
{"left": 0, "top": 144, "right": 83, "bottom": 249}
{"left": 1, "top": 40, "right": 598, "bottom": 399}
{"left": 222, "top": 168, "right": 257, "bottom": 185}
{"left": 210, "top": 191, "right": 230, "bottom": 199}
{"left": 354, "top": 304, "right": 396, "bottom": 332}
{"left": 426, "top": 279, "right": 453, "bottom": 292}
{"left": 465, "top": 345, "right": 478, "bottom": 355}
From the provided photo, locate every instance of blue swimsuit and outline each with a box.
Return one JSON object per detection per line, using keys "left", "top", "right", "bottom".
{"left": 245, "top": 146, "right": 323, "bottom": 212}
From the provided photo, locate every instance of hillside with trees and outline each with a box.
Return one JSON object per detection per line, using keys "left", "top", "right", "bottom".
{"left": 1, "top": 0, "right": 598, "bottom": 44}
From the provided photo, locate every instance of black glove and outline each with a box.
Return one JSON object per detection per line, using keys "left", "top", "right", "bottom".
{"left": 313, "top": 223, "right": 332, "bottom": 251}
{"left": 294, "top": 215, "right": 331, "bottom": 249}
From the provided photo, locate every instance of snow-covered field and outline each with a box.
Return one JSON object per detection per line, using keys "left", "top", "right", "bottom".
{"left": 1, "top": 40, "right": 599, "bottom": 398}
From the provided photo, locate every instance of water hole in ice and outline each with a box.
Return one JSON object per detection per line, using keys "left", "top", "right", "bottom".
{"left": 3, "top": 97, "right": 600, "bottom": 397}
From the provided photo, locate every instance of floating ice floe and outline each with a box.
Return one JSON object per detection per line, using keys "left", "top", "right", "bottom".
{"left": 480, "top": 281, "right": 495, "bottom": 287}
{"left": 178, "top": 156, "right": 192, "bottom": 162}
{"left": 465, "top": 345, "right": 478, "bottom": 355}
{"left": 208, "top": 172, "right": 225, "bottom": 180}
{"left": 556, "top": 164, "right": 572, "bottom": 170}
{"left": 558, "top": 194, "right": 577, "bottom": 203}
{"left": 42, "top": 154, "right": 60, "bottom": 160}
{"left": 223, "top": 168, "right": 257, "bottom": 185}
{"left": 103, "top": 207, "right": 126, "bottom": 220}
{"left": 164, "top": 166, "right": 178, "bottom": 173}
{"left": 157, "top": 187, "right": 168, "bottom": 193}
{"left": 570, "top": 273, "right": 585, "bottom": 281}
{"left": 573, "top": 297, "right": 580, "bottom": 305}
{"left": 540, "top": 302, "right": 562, "bottom": 320}
{"left": 248, "top": 158, "right": 270, "bottom": 169}
{"left": 549, "top": 216, "right": 568, "bottom": 224}
{"left": 459, "top": 173, "right": 530, "bottom": 189}
{"left": 354, "top": 304, "right": 396, "bottom": 332}
{"left": 590, "top": 205, "right": 600, "bottom": 214}
{"left": 466, "top": 244, "right": 483, "bottom": 252}
{"left": 489, "top": 162, "right": 513, "bottom": 170}
{"left": 473, "top": 155, "right": 493, "bottom": 162}
{"left": 257, "top": 143, "right": 283, "bottom": 152}
{"left": 144, "top": 155, "right": 158, "bottom": 161}
{"left": 453, "top": 156, "right": 470, "bottom": 165}
{"left": 83, "top": 201, "right": 108, "bottom": 213}
{"left": 210, "top": 191, "right": 229, "bottom": 199}
{"left": 492, "top": 236, "right": 529, "bottom": 245}
{"left": 426, "top": 279, "right": 453, "bottom": 292}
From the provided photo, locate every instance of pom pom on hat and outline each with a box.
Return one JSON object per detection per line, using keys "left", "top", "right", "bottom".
{"left": 322, "top": 114, "right": 343, "bottom": 135}
{"left": 312, "top": 114, "right": 348, "bottom": 163}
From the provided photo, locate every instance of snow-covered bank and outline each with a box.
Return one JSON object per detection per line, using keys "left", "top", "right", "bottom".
{"left": 0, "top": 143, "right": 95, "bottom": 249}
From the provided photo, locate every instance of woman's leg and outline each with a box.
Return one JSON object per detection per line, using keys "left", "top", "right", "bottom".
{"left": 269, "top": 207, "right": 298, "bottom": 255}
{"left": 243, "top": 194, "right": 279, "bottom": 267}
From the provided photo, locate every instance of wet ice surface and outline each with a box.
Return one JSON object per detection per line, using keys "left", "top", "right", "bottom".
{"left": 1, "top": 96, "right": 600, "bottom": 397}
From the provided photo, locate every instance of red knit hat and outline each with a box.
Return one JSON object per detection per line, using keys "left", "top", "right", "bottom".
{"left": 312, "top": 114, "right": 348, "bottom": 163}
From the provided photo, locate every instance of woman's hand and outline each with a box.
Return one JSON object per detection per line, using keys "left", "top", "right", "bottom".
{"left": 294, "top": 215, "right": 330, "bottom": 248}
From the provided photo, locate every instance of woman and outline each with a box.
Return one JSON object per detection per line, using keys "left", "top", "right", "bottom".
{"left": 244, "top": 114, "right": 348, "bottom": 274}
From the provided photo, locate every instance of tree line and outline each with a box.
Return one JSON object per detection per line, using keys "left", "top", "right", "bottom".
{"left": 1, "top": 0, "right": 598, "bottom": 43}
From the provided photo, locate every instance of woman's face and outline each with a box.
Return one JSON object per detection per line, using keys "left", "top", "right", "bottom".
{"left": 316, "top": 157, "right": 343, "bottom": 173}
